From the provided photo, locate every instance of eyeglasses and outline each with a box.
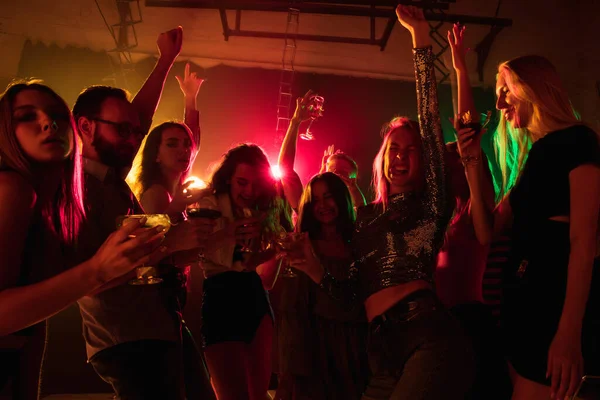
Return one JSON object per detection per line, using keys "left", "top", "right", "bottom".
{"left": 90, "top": 118, "right": 145, "bottom": 139}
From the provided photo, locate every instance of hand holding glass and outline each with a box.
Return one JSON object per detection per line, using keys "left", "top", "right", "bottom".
{"left": 186, "top": 201, "right": 222, "bottom": 262}
{"left": 116, "top": 214, "right": 171, "bottom": 285}
{"left": 300, "top": 95, "right": 325, "bottom": 141}
{"left": 276, "top": 232, "right": 305, "bottom": 278}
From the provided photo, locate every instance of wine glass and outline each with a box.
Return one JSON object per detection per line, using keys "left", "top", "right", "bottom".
{"left": 300, "top": 95, "right": 325, "bottom": 141}
{"left": 238, "top": 207, "right": 261, "bottom": 253}
{"left": 186, "top": 201, "right": 222, "bottom": 263}
{"left": 276, "top": 232, "right": 305, "bottom": 278}
{"left": 116, "top": 214, "right": 171, "bottom": 285}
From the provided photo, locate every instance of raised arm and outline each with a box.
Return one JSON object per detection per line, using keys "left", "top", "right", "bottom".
{"left": 397, "top": 5, "right": 448, "bottom": 218}
{"left": 277, "top": 90, "right": 313, "bottom": 209}
{"left": 176, "top": 62, "right": 203, "bottom": 151}
{"left": 448, "top": 24, "right": 477, "bottom": 122}
{"left": 132, "top": 27, "right": 182, "bottom": 133}
{"left": 448, "top": 24, "right": 496, "bottom": 227}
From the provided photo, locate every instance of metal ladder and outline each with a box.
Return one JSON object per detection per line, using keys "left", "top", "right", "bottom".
{"left": 275, "top": 8, "right": 300, "bottom": 148}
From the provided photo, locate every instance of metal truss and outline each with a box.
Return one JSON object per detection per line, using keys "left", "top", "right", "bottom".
{"left": 96, "top": 0, "right": 143, "bottom": 89}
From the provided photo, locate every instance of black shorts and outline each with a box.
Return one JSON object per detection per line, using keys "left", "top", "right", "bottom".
{"left": 201, "top": 271, "right": 273, "bottom": 347}
{"left": 503, "top": 254, "right": 600, "bottom": 385}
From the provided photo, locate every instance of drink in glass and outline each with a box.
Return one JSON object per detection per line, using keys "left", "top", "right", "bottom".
{"left": 300, "top": 95, "right": 325, "bottom": 141}
{"left": 115, "top": 214, "right": 171, "bottom": 285}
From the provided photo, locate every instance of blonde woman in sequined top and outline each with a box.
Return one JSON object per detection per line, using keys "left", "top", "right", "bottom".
{"left": 285, "top": 5, "right": 474, "bottom": 399}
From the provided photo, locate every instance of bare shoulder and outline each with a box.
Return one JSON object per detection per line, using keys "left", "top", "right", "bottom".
{"left": 142, "top": 184, "right": 171, "bottom": 201}
{"left": 140, "top": 184, "right": 171, "bottom": 214}
{"left": 0, "top": 171, "right": 36, "bottom": 210}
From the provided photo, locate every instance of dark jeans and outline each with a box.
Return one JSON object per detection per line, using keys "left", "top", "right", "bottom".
{"left": 90, "top": 340, "right": 185, "bottom": 400}
{"left": 362, "top": 291, "right": 475, "bottom": 400}
{"left": 451, "top": 302, "right": 512, "bottom": 400}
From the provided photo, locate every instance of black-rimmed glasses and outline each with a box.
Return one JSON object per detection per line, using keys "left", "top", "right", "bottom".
{"left": 90, "top": 118, "right": 145, "bottom": 139}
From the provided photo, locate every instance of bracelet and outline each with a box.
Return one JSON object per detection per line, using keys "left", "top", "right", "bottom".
{"left": 460, "top": 155, "right": 481, "bottom": 167}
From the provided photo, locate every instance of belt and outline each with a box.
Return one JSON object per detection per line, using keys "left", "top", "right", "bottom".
{"left": 371, "top": 289, "right": 439, "bottom": 327}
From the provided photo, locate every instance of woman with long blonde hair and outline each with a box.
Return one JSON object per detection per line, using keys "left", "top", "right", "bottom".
{"left": 286, "top": 6, "right": 475, "bottom": 399}
{"left": 459, "top": 54, "right": 600, "bottom": 400}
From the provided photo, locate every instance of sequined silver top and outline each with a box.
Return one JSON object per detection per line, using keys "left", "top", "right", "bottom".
{"left": 320, "top": 46, "right": 451, "bottom": 302}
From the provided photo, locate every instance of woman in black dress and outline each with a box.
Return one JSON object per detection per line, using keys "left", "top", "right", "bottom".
{"left": 460, "top": 55, "right": 600, "bottom": 400}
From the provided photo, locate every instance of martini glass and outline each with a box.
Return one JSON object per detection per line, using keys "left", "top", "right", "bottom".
{"left": 116, "top": 214, "right": 171, "bottom": 285}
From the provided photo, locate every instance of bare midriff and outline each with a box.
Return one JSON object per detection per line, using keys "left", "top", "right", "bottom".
{"left": 364, "top": 280, "right": 431, "bottom": 322}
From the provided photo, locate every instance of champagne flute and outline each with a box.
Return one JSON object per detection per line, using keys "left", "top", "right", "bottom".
{"left": 116, "top": 214, "right": 171, "bottom": 285}
{"left": 300, "top": 95, "right": 325, "bottom": 141}
{"left": 276, "top": 232, "right": 305, "bottom": 278}
{"left": 186, "top": 201, "right": 222, "bottom": 263}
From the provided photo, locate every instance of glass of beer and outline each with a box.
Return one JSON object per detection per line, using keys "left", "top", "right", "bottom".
{"left": 116, "top": 214, "right": 171, "bottom": 285}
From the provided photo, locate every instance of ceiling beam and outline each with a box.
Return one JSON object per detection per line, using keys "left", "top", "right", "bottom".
{"left": 146, "top": 0, "right": 512, "bottom": 62}
{"left": 146, "top": 1, "right": 511, "bottom": 26}
{"left": 145, "top": 1, "right": 450, "bottom": 16}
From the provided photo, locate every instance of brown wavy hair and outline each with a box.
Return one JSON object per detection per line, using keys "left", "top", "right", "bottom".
{"left": 0, "top": 79, "right": 85, "bottom": 245}
{"left": 209, "top": 144, "right": 283, "bottom": 240}
{"left": 128, "top": 121, "right": 194, "bottom": 199}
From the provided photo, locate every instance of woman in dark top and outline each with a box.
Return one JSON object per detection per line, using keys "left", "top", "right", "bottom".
{"left": 285, "top": 6, "right": 474, "bottom": 399}
{"left": 0, "top": 80, "right": 161, "bottom": 399}
{"left": 461, "top": 55, "right": 600, "bottom": 400}
{"left": 278, "top": 172, "right": 368, "bottom": 400}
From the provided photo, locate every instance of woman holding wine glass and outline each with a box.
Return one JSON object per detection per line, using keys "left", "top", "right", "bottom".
{"left": 0, "top": 80, "right": 164, "bottom": 399}
{"left": 126, "top": 64, "right": 217, "bottom": 400}
{"left": 196, "top": 143, "right": 284, "bottom": 400}
{"left": 277, "top": 172, "right": 368, "bottom": 400}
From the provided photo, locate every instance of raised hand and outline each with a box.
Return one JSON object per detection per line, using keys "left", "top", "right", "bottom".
{"left": 291, "top": 90, "right": 314, "bottom": 123}
{"left": 454, "top": 125, "right": 484, "bottom": 160}
{"left": 319, "top": 144, "right": 336, "bottom": 174}
{"left": 91, "top": 217, "right": 166, "bottom": 283}
{"left": 176, "top": 63, "right": 204, "bottom": 100}
{"left": 157, "top": 26, "right": 183, "bottom": 64}
{"left": 395, "top": 4, "right": 428, "bottom": 32}
{"left": 448, "top": 23, "right": 468, "bottom": 73}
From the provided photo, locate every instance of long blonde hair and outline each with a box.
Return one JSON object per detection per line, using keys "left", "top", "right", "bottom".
{"left": 372, "top": 116, "right": 420, "bottom": 211}
{"left": 0, "top": 80, "right": 85, "bottom": 245}
{"left": 495, "top": 55, "right": 581, "bottom": 196}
